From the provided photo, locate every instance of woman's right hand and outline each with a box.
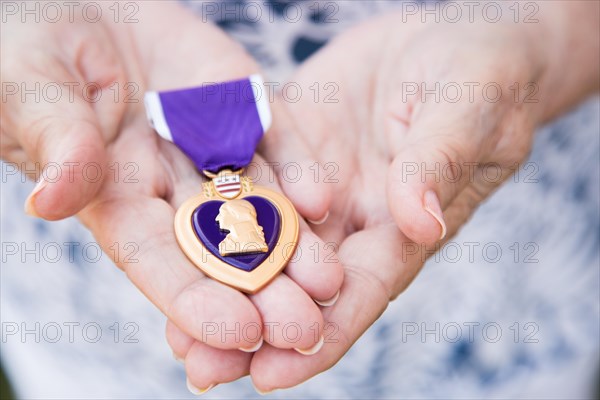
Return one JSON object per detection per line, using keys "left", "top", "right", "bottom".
{"left": 1, "top": 1, "right": 343, "bottom": 391}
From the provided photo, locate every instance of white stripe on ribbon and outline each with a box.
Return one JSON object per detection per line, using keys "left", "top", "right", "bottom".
{"left": 249, "top": 74, "right": 272, "bottom": 134}
{"left": 144, "top": 91, "right": 173, "bottom": 142}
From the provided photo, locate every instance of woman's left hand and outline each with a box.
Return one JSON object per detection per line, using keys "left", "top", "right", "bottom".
{"left": 247, "top": 2, "right": 599, "bottom": 391}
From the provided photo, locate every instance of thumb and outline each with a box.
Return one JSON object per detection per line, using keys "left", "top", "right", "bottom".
{"left": 387, "top": 110, "right": 482, "bottom": 246}
{"left": 4, "top": 77, "right": 108, "bottom": 221}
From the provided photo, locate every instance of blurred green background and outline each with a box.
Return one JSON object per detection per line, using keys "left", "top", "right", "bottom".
{"left": 1, "top": 365, "right": 14, "bottom": 400}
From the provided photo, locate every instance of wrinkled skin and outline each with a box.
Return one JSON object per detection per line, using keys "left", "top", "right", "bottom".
{"left": 180, "top": 6, "right": 598, "bottom": 392}
{"left": 2, "top": 1, "right": 598, "bottom": 394}
{"left": 1, "top": 1, "right": 343, "bottom": 389}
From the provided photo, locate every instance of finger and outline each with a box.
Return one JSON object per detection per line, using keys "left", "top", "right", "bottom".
{"left": 259, "top": 99, "right": 332, "bottom": 223}
{"left": 4, "top": 75, "right": 108, "bottom": 220}
{"left": 250, "top": 225, "right": 424, "bottom": 391}
{"left": 284, "top": 220, "right": 344, "bottom": 303}
{"left": 185, "top": 341, "right": 252, "bottom": 395}
{"left": 166, "top": 151, "right": 331, "bottom": 354}
{"left": 249, "top": 274, "right": 325, "bottom": 353}
{"left": 310, "top": 213, "right": 348, "bottom": 245}
{"left": 2, "top": 28, "right": 126, "bottom": 220}
{"left": 166, "top": 320, "right": 195, "bottom": 362}
{"left": 249, "top": 156, "right": 343, "bottom": 305}
{"left": 79, "top": 195, "right": 262, "bottom": 350}
{"left": 387, "top": 101, "right": 484, "bottom": 246}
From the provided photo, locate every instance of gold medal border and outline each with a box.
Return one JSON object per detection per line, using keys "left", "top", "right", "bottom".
{"left": 174, "top": 186, "right": 299, "bottom": 294}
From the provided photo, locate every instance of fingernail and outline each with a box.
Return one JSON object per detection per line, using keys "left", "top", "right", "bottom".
{"left": 308, "top": 211, "right": 329, "bottom": 225}
{"left": 423, "top": 190, "right": 447, "bottom": 240}
{"left": 314, "top": 290, "right": 340, "bottom": 307}
{"left": 173, "top": 352, "right": 184, "bottom": 363}
{"left": 24, "top": 176, "right": 47, "bottom": 217}
{"left": 294, "top": 335, "right": 324, "bottom": 356}
{"left": 239, "top": 336, "right": 263, "bottom": 353}
{"left": 186, "top": 378, "right": 214, "bottom": 396}
{"left": 252, "top": 382, "right": 275, "bottom": 395}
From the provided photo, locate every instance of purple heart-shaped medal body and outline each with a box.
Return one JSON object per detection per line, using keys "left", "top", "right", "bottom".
{"left": 175, "top": 184, "right": 299, "bottom": 293}
{"left": 191, "top": 196, "right": 281, "bottom": 272}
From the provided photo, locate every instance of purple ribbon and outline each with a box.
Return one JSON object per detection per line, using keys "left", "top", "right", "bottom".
{"left": 144, "top": 75, "right": 271, "bottom": 172}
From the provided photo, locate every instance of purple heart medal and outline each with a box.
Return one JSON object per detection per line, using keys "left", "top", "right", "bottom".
{"left": 144, "top": 75, "right": 299, "bottom": 293}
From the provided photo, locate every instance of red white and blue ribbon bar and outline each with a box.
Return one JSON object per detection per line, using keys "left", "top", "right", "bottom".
{"left": 144, "top": 75, "right": 271, "bottom": 172}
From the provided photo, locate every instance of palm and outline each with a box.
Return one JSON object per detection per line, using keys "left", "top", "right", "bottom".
{"left": 75, "top": 4, "right": 266, "bottom": 341}
{"left": 4, "top": 4, "right": 549, "bottom": 393}
{"left": 79, "top": 1, "right": 346, "bottom": 372}
{"left": 250, "top": 13, "right": 543, "bottom": 389}
{"left": 3, "top": 2, "right": 343, "bottom": 391}
{"left": 249, "top": 23, "right": 418, "bottom": 390}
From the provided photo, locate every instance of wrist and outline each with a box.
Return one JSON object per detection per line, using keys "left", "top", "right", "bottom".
{"left": 528, "top": 1, "right": 599, "bottom": 122}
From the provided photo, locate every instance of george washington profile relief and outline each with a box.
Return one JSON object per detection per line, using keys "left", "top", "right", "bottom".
{"left": 216, "top": 199, "right": 268, "bottom": 256}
